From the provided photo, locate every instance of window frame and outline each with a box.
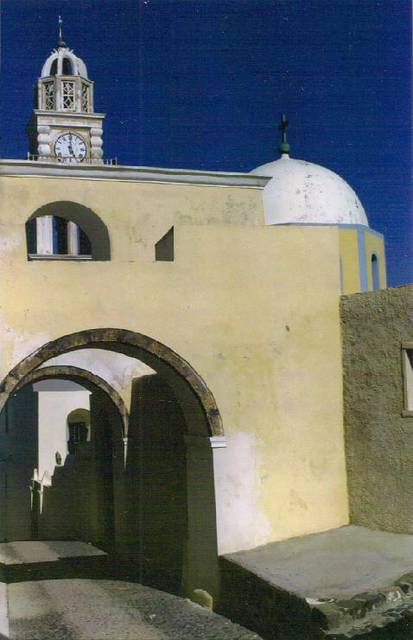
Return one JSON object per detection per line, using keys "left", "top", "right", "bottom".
{"left": 43, "top": 80, "right": 55, "bottom": 111}
{"left": 401, "top": 342, "right": 413, "bottom": 417}
{"left": 61, "top": 80, "right": 76, "bottom": 111}
{"left": 81, "top": 83, "right": 90, "bottom": 112}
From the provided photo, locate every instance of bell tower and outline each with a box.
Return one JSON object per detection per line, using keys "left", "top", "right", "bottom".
{"left": 28, "top": 19, "right": 105, "bottom": 164}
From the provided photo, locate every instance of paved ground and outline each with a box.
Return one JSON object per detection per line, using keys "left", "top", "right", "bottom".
{"left": 4, "top": 579, "right": 263, "bottom": 640}
{"left": 224, "top": 525, "right": 413, "bottom": 600}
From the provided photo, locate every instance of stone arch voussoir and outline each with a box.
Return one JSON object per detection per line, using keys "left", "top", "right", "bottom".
{"left": 0, "top": 329, "right": 223, "bottom": 437}
{"left": 13, "top": 364, "right": 128, "bottom": 437}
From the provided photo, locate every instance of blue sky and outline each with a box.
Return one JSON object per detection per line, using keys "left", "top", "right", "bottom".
{"left": 1, "top": 0, "right": 411, "bottom": 285}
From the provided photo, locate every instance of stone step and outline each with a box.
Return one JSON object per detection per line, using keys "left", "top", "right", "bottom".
{"left": 0, "top": 540, "right": 110, "bottom": 584}
{"left": 218, "top": 526, "right": 413, "bottom": 640}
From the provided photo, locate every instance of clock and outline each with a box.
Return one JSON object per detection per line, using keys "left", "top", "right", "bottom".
{"left": 55, "top": 132, "right": 87, "bottom": 163}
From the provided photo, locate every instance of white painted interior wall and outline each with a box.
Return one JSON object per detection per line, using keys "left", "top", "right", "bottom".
{"left": 33, "top": 380, "right": 90, "bottom": 481}
{"left": 42, "top": 349, "right": 155, "bottom": 406}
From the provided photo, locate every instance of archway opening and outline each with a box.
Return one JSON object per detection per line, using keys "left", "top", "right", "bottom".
{"left": 0, "top": 371, "right": 122, "bottom": 553}
{"left": 0, "top": 330, "right": 222, "bottom": 598}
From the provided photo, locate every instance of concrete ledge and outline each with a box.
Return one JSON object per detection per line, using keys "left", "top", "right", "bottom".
{"left": 219, "top": 557, "right": 320, "bottom": 640}
{"left": 218, "top": 526, "right": 413, "bottom": 639}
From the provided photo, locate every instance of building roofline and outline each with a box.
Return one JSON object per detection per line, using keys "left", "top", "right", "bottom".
{"left": 0, "top": 159, "right": 269, "bottom": 188}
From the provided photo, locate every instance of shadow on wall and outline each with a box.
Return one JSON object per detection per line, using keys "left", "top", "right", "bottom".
{"left": 122, "top": 374, "right": 188, "bottom": 594}
{"left": 39, "top": 389, "right": 119, "bottom": 550}
{"left": 112, "top": 372, "right": 219, "bottom": 599}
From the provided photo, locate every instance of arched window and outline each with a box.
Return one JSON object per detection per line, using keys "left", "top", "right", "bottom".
{"left": 371, "top": 254, "right": 380, "bottom": 291}
{"left": 50, "top": 59, "right": 58, "bottom": 76}
{"left": 67, "top": 408, "right": 91, "bottom": 454}
{"left": 26, "top": 202, "right": 110, "bottom": 261}
{"left": 62, "top": 57, "right": 73, "bottom": 75}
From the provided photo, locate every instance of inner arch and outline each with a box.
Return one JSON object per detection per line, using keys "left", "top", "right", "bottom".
{"left": 0, "top": 328, "right": 223, "bottom": 438}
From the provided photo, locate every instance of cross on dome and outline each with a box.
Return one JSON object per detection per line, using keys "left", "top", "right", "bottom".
{"left": 251, "top": 112, "right": 368, "bottom": 226}
{"left": 58, "top": 15, "right": 66, "bottom": 48}
{"left": 279, "top": 113, "right": 291, "bottom": 156}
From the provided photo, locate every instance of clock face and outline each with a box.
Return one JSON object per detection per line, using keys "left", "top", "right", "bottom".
{"left": 55, "top": 133, "right": 87, "bottom": 163}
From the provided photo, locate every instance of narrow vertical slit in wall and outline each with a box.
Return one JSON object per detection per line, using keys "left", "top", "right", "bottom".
{"left": 371, "top": 254, "right": 380, "bottom": 291}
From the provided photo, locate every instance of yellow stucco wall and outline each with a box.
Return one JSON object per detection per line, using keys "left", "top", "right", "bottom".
{"left": 365, "top": 230, "right": 387, "bottom": 290}
{"left": 339, "top": 226, "right": 386, "bottom": 294}
{"left": 0, "top": 173, "right": 349, "bottom": 552}
{"left": 339, "top": 228, "right": 361, "bottom": 294}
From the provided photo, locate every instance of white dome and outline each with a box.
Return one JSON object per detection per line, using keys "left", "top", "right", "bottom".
{"left": 251, "top": 155, "right": 368, "bottom": 227}
{"left": 41, "top": 46, "right": 88, "bottom": 79}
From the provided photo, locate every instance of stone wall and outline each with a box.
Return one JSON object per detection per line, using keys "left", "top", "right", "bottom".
{"left": 341, "top": 285, "right": 413, "bottom": 532}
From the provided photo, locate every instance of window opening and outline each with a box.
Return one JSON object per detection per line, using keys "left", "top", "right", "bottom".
{"left": 62, "top": 81, "right": 75, "bottom": 111}
{"left": 26, "top": 216, "right": 92, "bottom": 259}
{"left": 26, "top": 202, "right": 110, "bottom": 261}
{"left": 26, "top": 220, "right": 37, "bottom": 255}
{"left": 50, "top": 60, "right": 58, "bottom": 76}
{"left": 43, "top": 81, "right": 55, "bottom": 110}
{"left": 62, "top": 58, "right": 73, "bottom": 75}
{"left": 68, "top": 422, "right": 88, "bottom": 454}
{"left": 79, "top": 227, "right": 92, "bottom": 254}
{"left": 402, "top": 348, "right": 413, "bottom": 415}
{"left": 81, "top": 83, "right": 89, "bottom": 112}
{"left": 53, "top": 216, "right": 68, "bottom": 254}
{"left": 371, "top": 254, "right": 380, "bottom": 291}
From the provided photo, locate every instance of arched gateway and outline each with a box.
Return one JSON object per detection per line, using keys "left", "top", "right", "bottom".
{"left": 0, "top": 329, "right": 223, "bottom": 598}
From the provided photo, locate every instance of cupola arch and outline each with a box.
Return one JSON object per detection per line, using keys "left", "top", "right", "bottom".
{"left": 41, "top": 49, "right": 88, "bottom": 79}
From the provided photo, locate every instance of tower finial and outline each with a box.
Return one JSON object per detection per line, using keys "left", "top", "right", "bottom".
{"left": 279, "top": 113, "right": 291, "bottom": 156}
{"left": 58, "top": 15, "right": 66, "bottom": 47}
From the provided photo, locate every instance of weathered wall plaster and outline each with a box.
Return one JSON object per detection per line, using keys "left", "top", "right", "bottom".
{"left": 213, "top": 432, "right": 272, "bottom": 554}
{"left": 0, "top": 173, "right": 349, "bottom": 549}
{"left": 341, "top": 285, "right": 413, "bottom": 532}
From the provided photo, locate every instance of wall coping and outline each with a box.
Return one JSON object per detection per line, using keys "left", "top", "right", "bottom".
{"left": 0, "top": 159, "right": 269, "bottom": 189}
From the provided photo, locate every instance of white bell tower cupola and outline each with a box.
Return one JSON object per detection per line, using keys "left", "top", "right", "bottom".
{"left": 28, "top": 18, "right": 105, "bottom": 164}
